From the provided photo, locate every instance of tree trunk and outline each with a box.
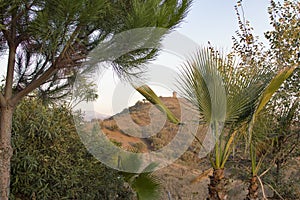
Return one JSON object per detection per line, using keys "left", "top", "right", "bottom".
{"left": 0, "top": 106, "right": 14, "bottom": 200}
{"left": 245, "top": 176, "right": 259, "bottom": 200}
{"left": 207, "top": 168, "right": 228, "bottom": 200}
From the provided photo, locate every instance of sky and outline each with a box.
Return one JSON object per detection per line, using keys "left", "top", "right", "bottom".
{"left": 0, "top": 0, "right": 275, "bottom": 116}
{"left": 93, "top": 0, "right": 273, "bottom": 115}
{"left": 180, "top": 0, "right": 271, "bottom": 46}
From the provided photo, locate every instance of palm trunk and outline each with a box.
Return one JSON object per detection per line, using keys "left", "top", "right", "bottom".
{"left": 0, "top": 106, "right": 14, "bottom": 200}
{"left": 245, "top": 176, "right": 259, "bottom": 200}
{"left": 207, "top": 168, "right": 228, "bottom": 200}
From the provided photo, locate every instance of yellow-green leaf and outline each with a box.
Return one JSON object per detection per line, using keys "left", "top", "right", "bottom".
{"left": 134, "top": 84, "right": 180, "bottom": 124}
{"left": 255, "top": 65, "right": 297, "bottom": 116}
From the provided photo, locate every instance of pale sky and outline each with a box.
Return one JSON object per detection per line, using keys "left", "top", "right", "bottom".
{"left": 0, "top": 0, "right": 275, "bottom": 116}
{"left": 180, "top": 0, "right": 271, "bottom": 46}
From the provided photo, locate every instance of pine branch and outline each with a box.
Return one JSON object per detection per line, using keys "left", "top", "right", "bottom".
{"left": 11, "top": 25, "right": 82, "bottom": 105}
{"left": 11, "top": 65, "right": 58, "bottom": 105}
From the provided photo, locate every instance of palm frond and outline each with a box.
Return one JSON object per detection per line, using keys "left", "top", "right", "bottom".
{"left": 134, "top": 84, "right": 180, "bottom": 124}
{"left": 131, "top": 171, "right": 161, "bottom": 200}
{"left": 121, "top": 162, "right": 161, "bottom": 200}
{"left": 247, "top": 65, "right": 298, "bottom": 175}
{"left": 177, "top": 48, "right": 227, "bottom": 124}
{"left": 226, "top": 77, "right": 269, "bottom": 124}
{"left": 177, "top": 47, "right": 277, "bottom": 170}
{"left": 255, "top": 65, "right": 297, "bottom": 116}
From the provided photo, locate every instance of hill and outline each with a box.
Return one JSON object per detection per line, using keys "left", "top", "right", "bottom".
{"left": 98, "top": 95, "right": 300, "bottom": 199}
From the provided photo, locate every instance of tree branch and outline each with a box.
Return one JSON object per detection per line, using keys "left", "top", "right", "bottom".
{"left": 4, "top": 45, "right": 17, "bottom": 97}
{"left": 4, "top": 11, "right": 17, "bottom": 100}
{"left": 11, "top": 26, "right": 83, "bottom": 105}
{"left": 11, "top": 65, "right": 58, "bottom": 105}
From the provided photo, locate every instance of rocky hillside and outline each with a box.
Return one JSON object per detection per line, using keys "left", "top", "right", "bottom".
{"left": 99, "top": 96, "right": 213, "bottom": 199}
{"left": 98, "top": 95, "right": 300, "bottom": 200}
{"left": 100, "top": 96, "right": 206, "bottom": 158}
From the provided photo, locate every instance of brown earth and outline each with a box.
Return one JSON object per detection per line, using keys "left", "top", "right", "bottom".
{"left": 96, "top": 96, "right": 300, "bottom": 200}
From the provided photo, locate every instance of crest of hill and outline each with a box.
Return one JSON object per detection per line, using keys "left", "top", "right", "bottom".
{"left": 100, "top": 95, "right": 180, "bottom": 150}
{"left": 100, "top": 94, "right": 206, "bottom": 158}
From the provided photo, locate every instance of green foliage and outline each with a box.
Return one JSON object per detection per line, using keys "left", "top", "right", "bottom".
{"left": 266, "top": 0, "right": 300, "bottom": 67}
{"left": 178, "top": 48, "right": 227, "bottom": 124}
{"left": 130, "top": 172, "right": 161, "bottom": 200}
{"left": 10, "top": 99, "right": 132, "bottom": 200}
{"left": 247, "top": 66, "right": 297, "bottom": 175}
{"left": 131, "top": 142, "right": 147, "bottom": 152}
{"left": 178, "top": 48, "right": 270, "bottom": 169}
{"left": 255, "top": 66, "right": 297, "bottom": 116}
{"left": 111, "top": 139, "right": 123, "bottom": 147}
{"left": 0, "top": 1, "right": 192, "bottom": 198}
{"left": 121, "top": 162, "right": 161, "bottom": 200}
{"left": 265, "top": 0, "right": 300, "bottom": 122}
{"left": 0, "top": 0, "right": 192, "bottom": 101}
{"left": 233, "top": 0, "right": 299, "bottom": 118}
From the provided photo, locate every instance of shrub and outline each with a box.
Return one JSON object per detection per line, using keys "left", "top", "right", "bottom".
{"left": 131, "top": 142, "right": 147, "bottom": 152}
{"left": 10, "top": 99, "right": 133, "bottom": 200}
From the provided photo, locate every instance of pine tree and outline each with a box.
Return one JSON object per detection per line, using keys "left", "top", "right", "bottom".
{"left": 0, "top": 0, "right": 191, "bottom": 199}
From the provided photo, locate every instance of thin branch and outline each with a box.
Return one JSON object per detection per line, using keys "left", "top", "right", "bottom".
{"left": 38, "top": 75, "right": 72, "bottom": 85}
{"left": 257, "top": 176, "right": 267, "bottom": 200}
{"left": 31, "top": 56, "right": 50, "bottom": 80}
{"left": 1, "top": 28, "right": 10, "bottom": 42}
{"left": 11, "top": 25, "right": 82, "bottom": 105}
{"left": 11, "top": 66, "right": 58, "bottom": 105}
{"left": 259, "top": 164, "right": 274, "bottom": 178}
{"left": 15, "top": 53, "right": 30, "bottom": 90}
{"left": 265, "top": 182, "right": 284, "bottom": 200}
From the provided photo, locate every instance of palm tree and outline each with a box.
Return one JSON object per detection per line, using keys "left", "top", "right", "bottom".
{"left": 0, "top": 0, "right": 192, "bottom": 198}
{"left": 136, "top": 48, "right": 297, "bottom": 199}
{"left": 178, "top": 48, "right": 271, "bottom": 200}
{"left": 245, "top": 66, "right": 297, "bottom": 200}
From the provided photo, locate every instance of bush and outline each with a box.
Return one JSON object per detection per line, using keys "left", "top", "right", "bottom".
{"left": 10, "top": 99, "right": 133, "bottom": 200}
{"left": 131, "top": 142, "right": 147, "bottom": 152}
{"left": 111, "top": 139, "right": 123, "bottom": 147}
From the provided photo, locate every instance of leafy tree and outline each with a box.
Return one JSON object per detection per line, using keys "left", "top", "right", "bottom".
{"left": 233, "top": 0, "right": 299, "bottom": 117}
{"left": 0, "top": 0, "right": 191, "bottom": 198}
{"left": 11, "top": 99, "right": 133, "bottom": 199}
{"left": 233, "top": 1, "right": 299, "bottom": 198}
